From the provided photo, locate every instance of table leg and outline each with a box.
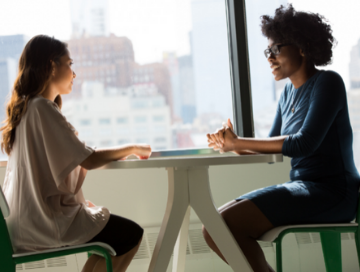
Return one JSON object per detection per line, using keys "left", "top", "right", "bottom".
{"left": 148, "top": 167, "right": 190, "bottom": 272}
{"left": 188, "top": 167, "right": 253, "bottom": 272}
{"left": 172, "top": 206, "right": 191, "bottom": 272}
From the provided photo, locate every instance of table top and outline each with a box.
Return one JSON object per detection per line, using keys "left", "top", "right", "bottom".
{"left": 0, "top": 153, "right": 283, "bottom": 169}
{"left": 97, "top": 153, "right": 283, "bottom": 170}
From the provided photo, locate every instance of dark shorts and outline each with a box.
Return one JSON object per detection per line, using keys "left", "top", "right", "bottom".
{"left": 236, "top": 175, "right": 359, "bottom": 227}
{"left": 86, "top": 214, "right": 143, "bottom": 256}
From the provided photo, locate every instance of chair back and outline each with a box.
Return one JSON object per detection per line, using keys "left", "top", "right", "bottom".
{"left": 356, "top": 191, "right": 360, "bottom": 224}
{"left": 0, "top": 185, "right": 15, "bottom": 264}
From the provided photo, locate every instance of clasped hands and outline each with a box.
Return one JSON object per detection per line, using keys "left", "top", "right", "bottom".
{"left": 207, "top": 119, "right": 256, "bottom": 155}
{"left": 207, "top": 119, "right": 238, "bottom": 154}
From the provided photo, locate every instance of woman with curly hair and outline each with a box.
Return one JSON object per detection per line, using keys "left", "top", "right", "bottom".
{"left": 2, "top": 35, "right": 152, "bottom": 272}
{"left": 204, "top": 4, "right": 359, "bottom": 272}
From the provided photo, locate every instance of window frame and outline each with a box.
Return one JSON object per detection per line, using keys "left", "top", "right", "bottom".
{"left": 226, "top": 0, "right": 254, "bottom": 138}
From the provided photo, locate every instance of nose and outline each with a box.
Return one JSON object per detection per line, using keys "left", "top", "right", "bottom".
{"left": 267, "top": 53, "right": 276, "bottom": 63}
{"left": 73, "top": 71, "right": 76, "bottom": 78}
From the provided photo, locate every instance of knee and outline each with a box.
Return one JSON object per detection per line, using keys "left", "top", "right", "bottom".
{"left": 134, "top": 224, "right": 144, "bottom": 245}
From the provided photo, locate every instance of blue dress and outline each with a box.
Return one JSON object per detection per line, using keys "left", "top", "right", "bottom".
{"left": 237, "top": 70, "right": 360, "bottom": 226}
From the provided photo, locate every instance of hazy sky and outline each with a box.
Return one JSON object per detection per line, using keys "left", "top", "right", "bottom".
{"left": 0, "top": 0, "right": 358, "bottom": 87}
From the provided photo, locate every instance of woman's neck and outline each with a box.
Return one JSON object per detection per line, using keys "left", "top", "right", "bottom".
{"left": 290, "top": 63, "right": 318, "bottom": 89}
{"left": 41, "top": 84, "right": 58, "bottom": 102}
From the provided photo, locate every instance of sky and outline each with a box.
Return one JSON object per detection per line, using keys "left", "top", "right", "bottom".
{"left": 0, "top": 0, "right": 358, "bottom": 88}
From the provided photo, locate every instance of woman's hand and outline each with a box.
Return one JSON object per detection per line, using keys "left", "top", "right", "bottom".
{"left": 133, "top": 144, "right": 152, "bottom": 160}
{"left": 86, "top": 200, "right": 96, "bottom": 208}
{"left": 207, "top": 119, "right": 238, "bottom": 153}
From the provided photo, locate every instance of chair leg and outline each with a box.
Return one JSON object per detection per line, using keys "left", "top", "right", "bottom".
{"left": 275, "top": 238, "right": 283, "bottom": 272}
{"left": 320, "top": 232, "right": 342, "bottom": 272}
{"left": 104, "top": 253, "right": 113, "bottom": 272}
{"left": 354, "top": 232, "right": 360, "bottom": 270}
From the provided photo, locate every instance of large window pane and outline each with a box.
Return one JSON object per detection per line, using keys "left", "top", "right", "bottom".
{"left": 0, "top": 0, "right": 234, "bottom": 155}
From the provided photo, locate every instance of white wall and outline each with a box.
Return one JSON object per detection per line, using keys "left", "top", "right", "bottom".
{"left": 2, "top": 156, "right": 360, "bottom": 271}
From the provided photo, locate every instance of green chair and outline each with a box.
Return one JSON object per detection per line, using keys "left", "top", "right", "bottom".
{"left": 0, "top": 185, "right": 115, "bottom": 272}
{"left": 258, "top": 196, "right": 360, "bottom": 272}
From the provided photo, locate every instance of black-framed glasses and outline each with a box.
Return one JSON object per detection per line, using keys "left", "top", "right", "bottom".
{"left": 264, "top": 44, "right": 292, "bottom": 58}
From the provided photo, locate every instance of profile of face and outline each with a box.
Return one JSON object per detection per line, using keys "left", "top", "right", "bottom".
{"left": 267, "top": 38, "right": 305, "bottom": 81}
{"left": 50, "top": 49, "right": 76, "bottom": 95}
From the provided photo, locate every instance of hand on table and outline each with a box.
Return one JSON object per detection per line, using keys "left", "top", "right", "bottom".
{"left": 207, "top": 119, "right": 238, "bottom": 154}
{"left": 134, "top": 144, "right": 152, "bottom": 160}
{"left": 86, "top": 200, "right": 96, "bottom": 208}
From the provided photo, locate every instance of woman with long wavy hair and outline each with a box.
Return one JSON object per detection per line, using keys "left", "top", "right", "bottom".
{"left": 1, "top": 35, "right": 152, "bottom": 272}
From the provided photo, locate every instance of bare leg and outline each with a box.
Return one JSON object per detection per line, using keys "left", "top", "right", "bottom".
{"left": 202, "top": 199, "right": 275, "bottom": 272}
{"left": 82, "top": 237, "right": 143, "bottom": 272}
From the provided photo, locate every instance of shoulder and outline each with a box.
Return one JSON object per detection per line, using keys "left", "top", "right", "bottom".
{"left": 316, "top": 70, "right": 345, "bottom": 88}
{"left": 27, "top": 96, "right": 61, "bottom": 116}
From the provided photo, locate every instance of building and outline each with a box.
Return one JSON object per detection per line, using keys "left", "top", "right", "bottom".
{"left": 70, "top": 0, "right": 110, "bottom": 38}
{"left": 348, "top": 38, "right": 360, "bottom": 131}
{"left": 178, "top": 54, "right": 196, "bottom": 124}
{"left": 67, "top": 35, "right": 135, "bottom": 98}
{"left": 62, "top": 82, "right": 172, "bottom": 151}
{"left": 190, "top": 0, "right": 232, "bottom": 119}
{"left": 0, "top": 58, "right": 16, "bottom": 120}
{"left": 132, "top": 62, "right": 174, "bottom": 118}
{"left": 0, "top": 35, "right": 29, "bottom": 61}
{"left": 350, "top": 38, "right": 360, "bottom": 89}
{"left": 67, "top": 35, "right": 174, "bottom": 119}
{"left": 0, "top": 35, "right": 29, "bottom": 121}
{"left": 163, "top": 52, "right": 196, "bottom": 124}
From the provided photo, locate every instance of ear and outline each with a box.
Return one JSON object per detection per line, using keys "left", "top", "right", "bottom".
{"left": 300, "top": 48, "right": 305, "bottom": 57}
{"left": 50, "top": 60, "right": 56, "bottom": 76}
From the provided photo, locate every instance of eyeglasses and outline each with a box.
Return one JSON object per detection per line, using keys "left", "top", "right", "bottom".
{"left": 264, "top": 44, "right": 292, "bottom": 59}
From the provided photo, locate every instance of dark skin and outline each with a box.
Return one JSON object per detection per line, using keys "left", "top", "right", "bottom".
{"left": 202, "top": 39, "right": 318, "bottom": 272}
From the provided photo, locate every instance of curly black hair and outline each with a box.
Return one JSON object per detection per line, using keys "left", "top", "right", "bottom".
{"left": 260, "top": 4, "right": 336, "bottom": 66}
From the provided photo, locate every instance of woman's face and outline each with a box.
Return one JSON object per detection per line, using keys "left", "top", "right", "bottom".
{"left": 267, "top": 38, "right": 303, "bottom": 81}
{"left": 51, "top": 50, "right": 76, "bottom": 95}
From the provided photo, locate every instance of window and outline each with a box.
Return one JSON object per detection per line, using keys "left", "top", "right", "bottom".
{"left": 99, "top": 118, "right": 111, "bottom": 125}
{"left": 79, "top": 119, "right": 91, "bottom": 126}
{"left": 0, "top": 0, "right": 248, "bottom": 155}
{"left": 134, "top": 116, "right": 147, "bottom": 123}
{"left": 154, "top": 137, "right": 166, "bottom": 143}
{"left": 99, "top": 140, "right": 112, "bottom": 147}
{"left": 117, "top": 117, "right": 128, "bottom": 124}
{"left": 116, "top": 128, "right": 130, "bottom": 135}
{"left": 136, "top": 138, "right": 149, "bottom": 143}
{"left": 118, "top": 139, "right": 130, "bottom": 145}
{"left": 134, "top": 126, "right": 148, "bottom": 133}
{"left": 153, "top": 115, "right": 165, "bottom": 122}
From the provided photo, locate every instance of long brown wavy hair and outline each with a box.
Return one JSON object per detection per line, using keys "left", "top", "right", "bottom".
{"left": 1, "top": 35, "right": 68, "bottom": 155}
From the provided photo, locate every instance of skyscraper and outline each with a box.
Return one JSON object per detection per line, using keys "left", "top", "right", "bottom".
{"left": 350, "top": 38, "right": 360, "bottom": 89}
{"left": 0, "top": 35, "right": 29, "bottom": 120}
{"left": 190, "top": 0, "right": 233, "bottom": 119}
{"left": 70, "top": 0, "right": 110, "bottom": 38}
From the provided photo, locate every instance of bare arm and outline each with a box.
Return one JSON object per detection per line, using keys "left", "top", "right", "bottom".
{"left": 80, "top": 144, "right": 151, "bottom": 170}
{"left": 231, "top": 135, "right": 287, "bottom": 154}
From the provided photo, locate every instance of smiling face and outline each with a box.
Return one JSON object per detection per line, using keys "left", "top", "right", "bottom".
{"left": 51, "top": 50, "right": 76, "bottom": 95}
{"left": 267, "top": 38, "right": 304, "bottom": 82}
